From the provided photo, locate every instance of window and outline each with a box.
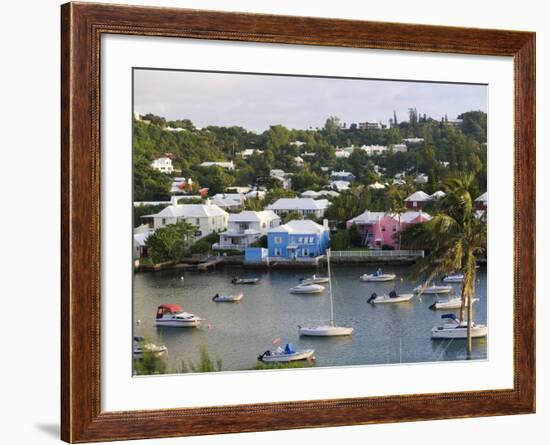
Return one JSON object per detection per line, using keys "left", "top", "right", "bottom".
{"left": 274, "top": 248, "right": 282, "bottom": 256}
{"left": 392, "top": 225, "right": 397, "bottom": 232}
{"left": 413, "top": 201, "right": 418, "bottom": 208}
{"left": 274, "top": 236, "right": 282, "bottom": 244}
{"left": 381, "top": 226, "right": 386, "bottom": 232}
{"left": 298, "top": 236, "right": 304, "bottom": 244}
{"left": 302, "top": 248, "right": 310, "bottom": 257}
{"left": 195, "top": 218, "right": 200, "bottom": 225}
{"left": 161, "top": 218, "right": 166, "bottom": 225}
{"left": 309, "top": 236, "right": 315, "bottom": 244}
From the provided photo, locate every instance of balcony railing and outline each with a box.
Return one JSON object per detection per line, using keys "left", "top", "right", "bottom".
{"left": 331, "top": 250, "right": 424, "bottom": 258}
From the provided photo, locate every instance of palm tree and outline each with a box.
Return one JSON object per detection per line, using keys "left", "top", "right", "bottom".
{"left": 400, "top": 174, "right": 486, "bottom": 355}
{"left": 384, "top": 184, "right": 407, "bottom": 250}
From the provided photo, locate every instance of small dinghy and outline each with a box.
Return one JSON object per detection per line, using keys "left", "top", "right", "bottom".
{"left": 442, "top": 274, "right": 464, "bottom": 283}
{"left": 290, "top": 283, "right": 325, "bottom": 294}
{"left": 360, "top": 268, "right": 396, "bottom": 282}
{"left": 367, "top": 291, "right": 414, "bottom": 304}
{"left": 258, "top": 343, "right": 315, "bottom": 363}
{"left": 133, "top": 336, "right": 167, "bottom": 359}
{"left": 414, "top": 283, "right": 452, "bottom": 294}
{"left": 431, "top": 313, "right": 488, "bottom": 339}
{"left": 231, "top": 277, "right": 260, "bottom": 285}
{"left": 300, "top": 274, "right": 330, "bottom": 284}
{"left": 155, "top": 304, "right": 202, "bottom": 327}
{"left": 299, "top": 325, "right": 353, "bottom": 336}
{"left": 212, "top": 292, "right": 243, "bottom": 302}
{"left": 429, "top": 296, "right": 479, "bottom": 310}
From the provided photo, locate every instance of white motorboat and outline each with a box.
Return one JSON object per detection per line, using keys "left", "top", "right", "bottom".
{"left": 360, "top": 269, "right": 396, "bottom": 282}
{"left": 155, "top": 304, "right": 202, "bottom": 327}
{"left": 133, "top": 336, "right": 167, "bottom": 359}
{"left": 429, "top": 296, "right": 479, "bottom": 310}
{"left": 298, "top": 249, "right": 354, "bottom": 337}
{"left": 300, "top": 274, "right": 330, "bottom": 284}
{"left": 258, "top": 343, "right": 315, "bottom": 362}
{"left": 290, "top": 283, "right": 325, "bottom": 294}
{"left": 414, "top": 283, "right": 453, "bottom": 294}
{"left": 431, "top": 313, "right": 488, "bottom": 339}
{"left": 367, "top": 291, "right": 414, "bottom": 304}
{"left": 442, "top": 274, "right": 464, "bottom": 283}
{"left": 212, "top": 292, "right": 243, "bottom": 302}
{"left": 231, "top": 277, "right": 260, "bottom": 284}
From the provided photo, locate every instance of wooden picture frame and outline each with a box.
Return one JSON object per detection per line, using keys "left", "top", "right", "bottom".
{"left": 61, "top": 2, "right": 535, "bottom": 442}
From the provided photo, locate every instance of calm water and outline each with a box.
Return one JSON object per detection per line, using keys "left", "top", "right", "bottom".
{"left": 133, "top": 264, "right": 487, "bottom": 372}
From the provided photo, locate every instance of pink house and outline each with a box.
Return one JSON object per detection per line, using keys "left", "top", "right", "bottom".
{"left": 371, "top": 211, "right": 432, "bottom": 249}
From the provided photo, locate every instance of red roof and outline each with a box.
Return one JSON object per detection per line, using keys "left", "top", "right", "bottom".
{"left": 158, "top": 304, "right": 182, "bottom": 314}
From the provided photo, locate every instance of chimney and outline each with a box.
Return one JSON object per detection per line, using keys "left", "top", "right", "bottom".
{"left": 170, "top": 195, "right": 179, "bottom": 206}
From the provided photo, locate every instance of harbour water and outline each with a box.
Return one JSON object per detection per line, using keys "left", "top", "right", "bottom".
{"left": 133, "top": 264, "right": 487, "bottom": 373}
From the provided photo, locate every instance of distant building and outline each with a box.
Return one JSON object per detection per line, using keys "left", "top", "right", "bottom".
{"left": 133, "top": 224, "right": 154, "bottom": 259}
{"left": 266, "top": 198, "right": 329, "bottom": 219}
{"left": 368, "top": 182, "right": 386, "bottom": 190}
{"left": 335, "top": 149, "right": 351, "bottom": 159}
{"left": 475, "top": 192, "right": 487, "bottom": 211}
{"left": 200, "top": 161, "right": 235, "bottom": 170}
{"left": 329, "top": 180, "right": 350, "bottom": 192}
{"left": 370, "top": 211, "right": 432, "bottom": 249}
{"left": 403, "top": 137, "right": 424, "bottom": 144}
{"left": 360, "top": 144, "right": 388, "bottom": 156}
{"left": 141, "top": 200, "right": 228, "bottom": 238}
{"left": 150, "top": 157, "right": 174, "bottom": 174}
{"left": 240, "top": 148, "right": 263, "bottom": 158}
{"left": 170, "top": 177, "right": 193, "bottom": 194}
{"left": 245, "top": 189, "right": 267, "bottom": 200}
{"left": 405, "top": 191, "right": 431, "bottom": 210}
{"left": 415, "top": 173, "right": 429, "bottom": 184}
{"left": 358, "top": 120, "right": 382, "bottom": 130}
{"left": 267, "top": 219, "right": 330, "bottom": 259}
{"left": 163, "top": 126, "right": 186, "bottom": 132}
{"left": 216, "top": 210, "right": 280, "bottom": 251}
{"left": 330, "top": 170, "right": 356, "bottom": 182}
{"left": 346, "top": 210, "right": 386, "bottom": 246}
{"left": 446, "top": 118, "right": 463, "bottom": 127}
{"left": 294, "top": 156, "right": 305, "bottom": 167}
{"left": 270, "top": 169, "right": 292, "bottom": 190}
{"left": 431, "top": 190, "right": 446, "bottom": 200}
{"left": 391, "top": 143, "right": 407, "bottom": 153}
{"left": 290, "top": 141, "right": 307, "bottom": 147}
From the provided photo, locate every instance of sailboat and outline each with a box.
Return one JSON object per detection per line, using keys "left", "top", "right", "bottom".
{"left": 298, "top": 249, "right": 354, "bottom": 337}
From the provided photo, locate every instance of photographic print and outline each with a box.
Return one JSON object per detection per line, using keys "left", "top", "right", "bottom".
{"left": 132, "top": 69, "right": 488, "bottom": 375}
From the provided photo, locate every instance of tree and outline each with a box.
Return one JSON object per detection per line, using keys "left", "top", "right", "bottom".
{"left": 281, "top": 210, "right": 303, "bottom": 223}
{"left": 145, "top": 222, "right": 197, "bottom": 263}
{"left": 400, "top": 174, "right": 486, "bottom": 354}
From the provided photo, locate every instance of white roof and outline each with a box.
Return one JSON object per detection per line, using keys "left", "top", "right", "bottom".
{"left": 228, "top": 210, "right": 279, "bottom": 223}
{"left": 475, "top": 192, "right": 488, "bottom": 202}
{"left": 368, "top": 182, "right": 386, "bottom": 189}
{"left": 268, "top": 219, "right": 326, "bottom": 234}
{"left": 330, "top": 170, "right": 354, "bottom": 177}
{"left": 270, "top": 169, "right": 286, "bottom": 177}
{"left": 134, "top": 231, "right": 152, "bottom": 247}
{"left": 301, "top": 190, "right": 320, "bottom": 198}
{"left": 212, "top": 193, "right": 245, "bottom": 202}
{"left": 211, "top": 197, "right": 241, "bottom": 208}
{"left": 154, "top": 203, "right": 228, "bottom": 219}
{"left": 348, "top": 210, "right": 385, "bottom": 225}
{"left": 431, "top": 190, "right": 446, "bottom": 199}
{"left": 405, "top": 191, "right": 431, "bottom": 202}
{"left": 398, "top": 211, "right": 432, "bottom": 223}
{"left": 266, "top": 198, "right": 329, "bottom": 211}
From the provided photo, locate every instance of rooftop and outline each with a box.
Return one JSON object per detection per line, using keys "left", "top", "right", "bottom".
{"left": 268, "top": 219, "right": 327, "bottom": 234}
{"left": 266, "top": 198, "right": 329, "bottom": 211}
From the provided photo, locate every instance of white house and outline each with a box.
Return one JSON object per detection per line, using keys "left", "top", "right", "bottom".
{"left": 151, "top": 157, "right": 174, "bottom": 174}
{"left": 335, "top": 149, "right": 351, "bottom": 159}
{"left": 431, "top": 190, "right": 446, "bottom": 200}
{"left": 329, "top": 180, "right": 350, "bottom": 192}
{"left": 415, "top": 173, "right": 429, "bottom": 184}
{"left": 360, "top": 145, "right": 388, "bottom": 155}
{"left": 294, "top": 156, "right": 305, "bottom": 167}
{"left": 358, "top": 120, "right": 382, "bottom": 130}
{"left": 290, "top": 141, "right": 307, "bottom": 147}
{"left": 301, "top": 190, "right": 321, "bottom": 198}
{"left": 245, "top": 189, "right": 267, "bottom": 200}
{"left": 211, "top": 193, "right": 246, "bottom": 211}
{"left": 216, "top": 210, "right": 281, "bottom": 251}
{"left": 266, "top": 198, "right": 330, "bottom": 219}
{"left": 368, "top": 182, "right": 386, "bottom": 190}
{"left": 133, "top": 224, "right": 154, "bottom": 259}
{"left": 200, "top": 161, "right": 235, "bottom": 170}
{"left": 143, "top": 202, "right": 229, "bottom": 238}
{"left": 170, "top": 177, "right": 193, "bottom": 194}
{"left": 240, "top": 148, "right": 263, "bottom": 158}
{"left": 391, "top": 143, "right": 407, "bottom": 153}
{"left": 270, "top": 169, "right": 292, "bottom": 190}
{"left": 403, "top": 137, "right": 424, "bottom": 144}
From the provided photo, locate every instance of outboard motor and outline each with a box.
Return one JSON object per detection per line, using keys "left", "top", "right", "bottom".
{"left": 367, "top": 292, "right": 377, "bottom": 304}
{"left": 258, "top": 350, "right": 271, "bottom": 360}
{"left": 389, "top": 290, "right": 397, "bottom": 299}
{"left": 429, "top": 302, "right": 436, "bottom": 310}
{"left": 212, "top": 293, "right": 219, "bottom": 301}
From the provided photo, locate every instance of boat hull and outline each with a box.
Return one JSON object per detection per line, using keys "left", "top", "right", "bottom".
{"left": 290, "top": 284, "right": 325, "bottom": 294}
{"left": 370, "top": 293, "right": 414, "bottom": 304}
{"left": 260, "top": 349, "right": 315, "bottom": 362}
{"left": 360, "top": 274, "right": 396, "bottom": 282}
{"left": 155, "top": 319, "right": 200, "bottom": 327}
{"left": 432, "top": 297, "right": 479, "bottom": 310}
{"left": 212, "top": 293, "right": 243, "bottom": 302}
{"left": 299, "top": 326, "right": 353, "bottom": 336}
{"left": 431, "top": 325, "right": 487, "bottom": 339}
{"left": 414, "top": 286, "right": 452, "bottom": 294}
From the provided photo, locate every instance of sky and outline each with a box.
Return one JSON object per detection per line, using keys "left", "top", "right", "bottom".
{"left": 134, "top": 69, "right": 487, "bottom": 132}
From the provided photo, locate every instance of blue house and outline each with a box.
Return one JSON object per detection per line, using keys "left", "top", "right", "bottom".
{"left": 267, "top": 220, "right": 330, "bottom": 260}
{"left": 330, "top": 170, "right": 356, "bottom": 182}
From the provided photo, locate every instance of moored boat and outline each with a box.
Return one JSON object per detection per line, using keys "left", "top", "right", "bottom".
{"left": 133, "top": 336, "right": 168, "bottom": 359}
{"left": 360, "top": 269, "right": 396, "bottom": 282}
{"left": 367, "top": 291, "right": 414, "bottom": 304}
{"left": 442, "top": 274, "right": 464, "bottom": 283}
{"left": 231, "top": 277, "right": 260, "bottom": 284}
{"left": 429, "top": 296, "right": 479, "bottom": 310}
{"left": 258, "top": 343, "right": 315, "bottom": 362}
{"left": 289, "top": 283, "right": 325, "bottom": 294}
{"left": 413, "top": 283, "right": 453, "bottom": 294}
{"left": 155, "top": 304, "right": 202, "bottom": 327}
{"left": 212, "top": 292, "right": 243, "bottom": 302}
{"left": 300, "top": 274, "right": 330, "bottom": 284}
{"left": 431, "top": 313, "right": 488, "bottom": 339}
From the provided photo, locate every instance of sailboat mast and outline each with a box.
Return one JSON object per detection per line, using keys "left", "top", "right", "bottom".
{"left": 327, "top": 249, "right": 334, "bottom": 326}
